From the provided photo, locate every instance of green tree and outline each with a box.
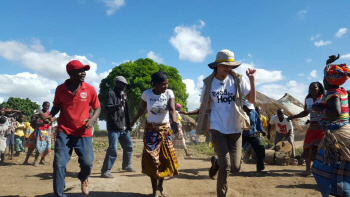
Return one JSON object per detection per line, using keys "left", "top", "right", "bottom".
{"left": 0, "top": 97, "right": 40, "bottom": 121}
{"left": 98, "top": 58, "right": 188, "bottom": 122}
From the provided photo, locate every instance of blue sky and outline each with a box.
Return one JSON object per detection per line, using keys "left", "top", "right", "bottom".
{"left": 1, "top": 1, "right": 350, "bottom": 128}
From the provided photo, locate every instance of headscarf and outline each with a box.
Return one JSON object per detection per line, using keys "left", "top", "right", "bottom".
{"left": 324, "top": 64, "right": 350, "bottom": 86}
{"left": 175, "top": 103, "right": 181, "bottom": 109}
{"left": 324, "top": 54, "right": 350, "bottom": 86}
{"left": 151, "top": 71, "right": 168, "bottom": 84}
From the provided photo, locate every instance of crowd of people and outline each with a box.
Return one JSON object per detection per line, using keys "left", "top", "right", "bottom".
{"left": 0, "top": 50, "right": 349, "bottom": 197}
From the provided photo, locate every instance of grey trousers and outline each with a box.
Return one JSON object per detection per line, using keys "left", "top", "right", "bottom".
{"left": 211, "top": 129, "right": 242, "bottom": 197}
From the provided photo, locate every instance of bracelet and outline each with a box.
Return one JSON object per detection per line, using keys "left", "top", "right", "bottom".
{"left": 323, "top": 108, "right": 328, "bottom": 116}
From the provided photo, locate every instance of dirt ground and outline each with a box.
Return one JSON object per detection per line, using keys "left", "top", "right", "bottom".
{"left": 0, "top": 136, "right": 321, "bottom": 197}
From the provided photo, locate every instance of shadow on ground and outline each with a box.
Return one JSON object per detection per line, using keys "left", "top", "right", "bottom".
{"left": 36, "top": 191, "right": 151, "bottom": 197}
{"left": 28, "top": 171, "right": 78, "bottom": 180}
{"left": 276, "top": 183, "right": 319, "bottom": 190}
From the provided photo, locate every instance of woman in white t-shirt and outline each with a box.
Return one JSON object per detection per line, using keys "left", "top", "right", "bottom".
{"left": 130, "top": 71, "right": 179, "bottom": 197}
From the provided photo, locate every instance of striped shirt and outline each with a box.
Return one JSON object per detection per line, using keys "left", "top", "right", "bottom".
{"left": 319, "top": 87, "right": 349, "bottom": 131}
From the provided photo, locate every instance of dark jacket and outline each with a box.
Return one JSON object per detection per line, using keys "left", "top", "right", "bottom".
{"left": 106, "top": 87, "right": 131, "bottom": 131}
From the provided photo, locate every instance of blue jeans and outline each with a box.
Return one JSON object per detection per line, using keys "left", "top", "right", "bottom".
{"left": 53, "top": 131, "right": 94, "bottom": 197}
{"left": 101, "top": 130, "right": 133, "bottom": 174}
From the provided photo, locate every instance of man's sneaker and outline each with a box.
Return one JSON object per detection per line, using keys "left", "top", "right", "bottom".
{"left": 122, "top": 167, "right": 136, "bottom": 172}
{"left": 81, "top": 179, "right": 89, "bottom": 195}
{"left": 209, "top": 156, "right": 219, "bottom": 180}
{"left": 101, "top": 173, "right": 114, "bottom": 178}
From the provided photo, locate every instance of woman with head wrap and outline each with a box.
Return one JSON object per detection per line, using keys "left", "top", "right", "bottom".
{"left": 311, "top": 54, "right": 350, "bottom": 197}
{"left": 130, "top": 71, "right": 179, "bottom": 197}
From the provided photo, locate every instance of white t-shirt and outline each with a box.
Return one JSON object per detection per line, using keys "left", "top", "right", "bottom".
{"left": 269, "top": 115, "right": 293, "bottom": 134}
{"left": 141, "top": 89, "right": 175, "bottom": 124}
{"left": 200, "top": 75, "right": 251, "bottom": 134}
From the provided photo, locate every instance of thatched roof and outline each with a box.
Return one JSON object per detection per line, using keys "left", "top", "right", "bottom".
{"left": 278, "top": 93, "right": 308, "bottom": 125}
{"left": 278, "top": 93, "right": 304, "bottom": 108}
{"left": 180, "top": 114, "right": 197, "bottom": 132}
{"left": 255, "top": 91, "right": 304, "bottom": 132}
{"left": 180, "top": 114, "right": 196, "bottom": 125}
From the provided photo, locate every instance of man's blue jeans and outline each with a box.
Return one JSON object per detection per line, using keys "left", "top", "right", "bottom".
{"left": 53, "top": 131, "right": 94, "bottom": 197}
{"left": 101, "top": 130, "right": 133, "bottom": 174}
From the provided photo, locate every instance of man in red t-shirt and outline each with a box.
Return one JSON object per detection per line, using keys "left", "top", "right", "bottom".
{"left": 49, "top": 60, "right": 101, "bottom": 197}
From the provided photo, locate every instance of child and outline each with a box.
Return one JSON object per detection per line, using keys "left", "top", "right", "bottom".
{"left": 24, "top": 116, "right": 34, "bottom": 150}
{"left": 5, "top": 108, "right": 18, "bottom": 160}
{"left": 15, "top": 114, "right": 26, "bottom": 156}
{"left": 24, "top": 102, "right": 53, "bottom": 166}
{"left": 0, "top": 116, "right": 9, "bottom": 164}
{"left": 23, "top": 115, "right": 37, "bottom": 165}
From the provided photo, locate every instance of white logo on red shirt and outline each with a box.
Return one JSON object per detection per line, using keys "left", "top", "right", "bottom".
{"left": 80, "top": 92, "right": 87, "bottom": 99}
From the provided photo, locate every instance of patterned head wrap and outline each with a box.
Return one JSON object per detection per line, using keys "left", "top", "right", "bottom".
{"left": 324, "top": 63, "right": 350, "bottom": 86}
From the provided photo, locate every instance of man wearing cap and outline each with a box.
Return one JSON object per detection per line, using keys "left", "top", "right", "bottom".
{"left": 242, "top": 101, "right": 266, "bottom": 174}
{"left": 194, "top": 49, "right": 256, "bottom": 197}
{"left": 100, "top": 76, "right": 135, "bottom": 178}
{"left": 50, "top": 60, "right": 101, "bottom": 197}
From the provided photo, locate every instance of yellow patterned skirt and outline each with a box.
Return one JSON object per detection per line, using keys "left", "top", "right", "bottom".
{"left": 142, "top": 122, "right": 179, "bottom": 179}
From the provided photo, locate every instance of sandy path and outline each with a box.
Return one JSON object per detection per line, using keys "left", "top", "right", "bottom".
{"left": 0, "top": 140, "right": 320, "bottom": 197}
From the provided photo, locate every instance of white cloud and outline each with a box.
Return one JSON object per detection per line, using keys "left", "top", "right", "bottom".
{"left": 297, "top": 9, "right": 308, "bottom": 20}
{"left": 307, "top": 70, "right": 318, "bottom": 80}
{"left": 169, "top": 20, "right": 213, "bottom": 62}
{"left": 258, "top": 80, "right": 308, "bottom": 102}
{"left": 297, "top": 73, "right": 305, "bottom": 77}
{"left": 183, "top": 75, "right": 204, "bottom": 111}
{"left": 102, "top": 0, "right": 125, "bottom": 15}
{"left": 310, "top": 34, "right": 321, "bottom": 41}
{"left": 314, "top": 40, "right": 332, "bottom": 47}
{"left": 340, "top": 53, "right": 350, "bottom": 59}
{"left": 0, "top": 39, "right": 110, "bottom": 101}
{"left": 147, "top": 51, "right": 163, "bottom": 63}
{"left": 0, "top": 72, "right": 58, "bottom": 105}
{"left": 235, "top": 62, "right": 284, "bottom": 85}
{"left": 306, "top": 58, "right": 312, "bottom": 63}
{"left": 335, "top": 28, "right": 348, "bottom": 38}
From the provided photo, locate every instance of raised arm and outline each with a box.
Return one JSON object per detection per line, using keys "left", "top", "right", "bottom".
{"left": 245, "top": 68, "right": 256, "bottom": 103}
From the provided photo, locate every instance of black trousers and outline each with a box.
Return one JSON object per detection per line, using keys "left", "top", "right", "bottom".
{"left": 242, "top": 135, "right": 265, "bottom": 171}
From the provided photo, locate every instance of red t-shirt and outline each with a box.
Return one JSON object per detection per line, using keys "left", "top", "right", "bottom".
{"left": 53, "top": 80, "right": 100, "bottom": 137}
{"left": 38, "top": 111, "right": 51, "bottom": 130}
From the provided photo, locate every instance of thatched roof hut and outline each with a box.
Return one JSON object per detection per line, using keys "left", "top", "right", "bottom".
{"left": 279, "top": 93, "right": 304, "bottom": 108}
{"left": 255, "top": 91, "right": 305, "bottom": 133}
{"left": 278, "top": 93, "right": 308, "bottom": 125}
{"left": 180, "top": 114, "right": 197, "bottom": 132}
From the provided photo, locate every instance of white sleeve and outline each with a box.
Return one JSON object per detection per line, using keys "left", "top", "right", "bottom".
{"left": 167, "top": 89, "right": 175, "bottom": 99}
{"left": 141, "top": 90, "right": 148, "bottom": 102}
{"left": 200, "top": 84, "right": 206, "bottom": 103}
{"left": 269, "top": 116, "right": 276, "bottom": 125}
{"left": 240, "top": 77, "right": 251, "bottom": 97}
